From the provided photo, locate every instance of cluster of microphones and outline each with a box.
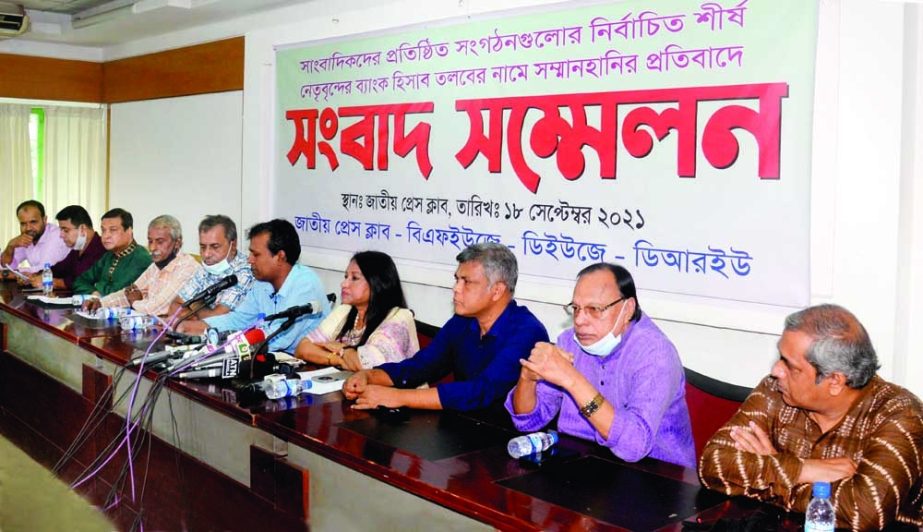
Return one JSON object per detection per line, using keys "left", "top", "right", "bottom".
{"left": 129, "top": 274, "right": 326, "bottom": 382}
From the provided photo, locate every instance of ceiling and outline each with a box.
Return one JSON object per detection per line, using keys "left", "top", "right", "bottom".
{"left": 6, "top": 0, "right": 311, "bottom": 47}
{"left": 18, "top": 0, "right": 121, "bottom": 15}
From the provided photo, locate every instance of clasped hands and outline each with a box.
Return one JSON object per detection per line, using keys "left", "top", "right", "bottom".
{"left": 730, "top": 421, "right": 857, "bottom": 483}
{"left": 342, "top": 371, "right": 400, "bottom": 410}
{"left": 125, "top": 284, "right": 146, "bottom": 304}
{"left": 321, "top": 341, "right": 362, "bottom": 371}
{"left": 519, "top": 342, "right": 578, "bottom": 389}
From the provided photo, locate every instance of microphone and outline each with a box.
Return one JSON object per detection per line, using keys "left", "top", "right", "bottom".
{"left": 182, "top": 274, "right": 238, "bottom": 308}
{"left": 165, "top": 330, "right": 209, "bottom": 344}
{"left": 131, "top": 349, "right": 177, "bottom": 367}
{"left": 130, "top": 343, "right": 202, "bottom": 367}
{"left": 264, "top": 301, "right": 321, "bottom": 322}
{"left": 180, "top": 327, "right": 266, "bottom": 379}
{"left": 176, "top": 368, "right": 222, "bottom": 379}
{"left": 205, "top": 328, "right": 230, "bottom": 349}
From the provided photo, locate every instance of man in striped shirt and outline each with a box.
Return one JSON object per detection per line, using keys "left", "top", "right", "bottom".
{"left": 698, "top": 304, "right": 923, "bottom": 531}
{"left": 88, "top": 215, "right": 199, "bottom": 316}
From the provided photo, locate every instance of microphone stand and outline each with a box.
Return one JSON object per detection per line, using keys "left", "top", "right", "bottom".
{"left": 248, "top": 316, "right": 298, "bottom": 380}
{"left": 171, "top": 293, "right": 217, "bottom": 329}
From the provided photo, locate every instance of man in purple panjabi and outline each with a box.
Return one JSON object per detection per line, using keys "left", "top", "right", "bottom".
{"left": 506, "top": 263, "right": 695, "bottom": 468}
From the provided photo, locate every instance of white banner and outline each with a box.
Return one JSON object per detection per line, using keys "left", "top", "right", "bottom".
{"left": 275, "top": 0, "right": 817, "bottom": 306}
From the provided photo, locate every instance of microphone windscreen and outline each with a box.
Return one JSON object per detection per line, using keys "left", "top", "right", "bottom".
{"left": 243, "top": 327, "right": 266, "bottom": 345}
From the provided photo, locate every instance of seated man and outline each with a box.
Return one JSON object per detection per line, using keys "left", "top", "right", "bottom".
{"left": 506, "top": 263, "right": 695, "bottom": 468}
{"left": 1, "top": 200, "right": 70, "bottom": 275}
{"left": 73, "top": 208, "right": 152, "bottom": 296}
{"left": 26, "top": 205, "right": 105, "bottom": 291}
{"left": 343, "top": 243, "right": 549, "bottom": 412}
{"left": 86, "top": 215, "right": 199, "bottom": 316}
{"left": 169, "top": 215, "right": 254, "bottom": 320}
{"left": 698, "top": 304, "right": 923, "bottom": 530}
{"left": 177, "top": 219, "right": 328, "bottom": 352}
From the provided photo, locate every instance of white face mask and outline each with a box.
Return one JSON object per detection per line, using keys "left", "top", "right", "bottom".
{"left": 203, "top": 246, "right": 233, "bottom": 276}
{"left": 573, "top": 302, "right": 628, "bottom": 357}
{"left": 73, "top": 228, "right": 87, "bottom": 251}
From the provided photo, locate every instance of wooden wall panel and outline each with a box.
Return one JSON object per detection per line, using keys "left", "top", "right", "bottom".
{"left": 0, "top": 54, "right": 102, "bottom": 102}
{"left": 102, "top": 37, "right": 244, "bottom": 103}
{"left": 0, "top": 37, "right": 243, "bottom": 104}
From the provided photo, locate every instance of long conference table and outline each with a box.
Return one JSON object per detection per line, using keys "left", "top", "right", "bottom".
{"left": 0, "top": 280, "right": 802, "bottom": 531}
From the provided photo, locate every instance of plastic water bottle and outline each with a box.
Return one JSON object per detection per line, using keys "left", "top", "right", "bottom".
{"left": 264, "top": 377, "right": 312, "bottom": 400}
{"left": 41, "top": 263, "right": 53, "bottom": 296}
{"left": 94, "top": 307, "right": 128, "bottom": 320}
{"left": 119, "top": 314, "right": 157, "bottom": 331}
{"left": 804, "top": 481, "right": 835, "bottom": 531}
{"left": 507, "top": 430, "right": 559, "bottom": 458}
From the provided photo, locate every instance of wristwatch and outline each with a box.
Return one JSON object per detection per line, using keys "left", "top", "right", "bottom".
{"left": 579, "top": 393, "right": 605, "bottom": 418}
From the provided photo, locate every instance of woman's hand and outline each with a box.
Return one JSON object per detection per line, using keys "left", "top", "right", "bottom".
{"left": 323, "top": 341, "right": 346, "bottom": 353}
{"left": 339, "top": 347, "right": 363, "bottom": 371}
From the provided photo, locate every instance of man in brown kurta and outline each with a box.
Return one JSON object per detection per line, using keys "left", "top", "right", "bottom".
{"left": 698, "top": 304, "right": 923, "bottom": 531}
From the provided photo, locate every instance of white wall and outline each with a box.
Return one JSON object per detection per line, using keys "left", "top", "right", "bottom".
{"left": 897, "top": 5, "right": 923, "bottom": 400}
{"left": 109, "top": 92, "right": 244, "bottom": 254}
{"left": 87, "top": 0, "right": 922, "bottom": 397}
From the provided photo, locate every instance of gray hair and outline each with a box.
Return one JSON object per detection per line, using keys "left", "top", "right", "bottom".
{"left": 148, "top": 214, "right": 182, "bottom": 242}
{"left": 198, "top": 214, "right": 238, "bottom": 243}
{"left": 783, "top": 304, "right": 879, "bottom": 388}
{"left": 456, "top": 242, "right": 518, "bottom": 293}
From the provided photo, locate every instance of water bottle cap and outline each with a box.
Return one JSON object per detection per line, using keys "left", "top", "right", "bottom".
{"left": 812, "top": 481, "right": 831, "bottom": 498}
{"left": 44, "top": 263, "right": 51, "bottom": 268}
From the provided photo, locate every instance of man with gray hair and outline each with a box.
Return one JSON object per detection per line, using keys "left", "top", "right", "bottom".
{"left": 344, "top": 242, "right": 548, "bottom": 411}
{"left": 699, "top": 304, "right": 923, "bottom": 530}
{"left": 169, "top": 214, "right": 254, "bottom": 320}
{"left": 91, "top": 214, "right": 200, "bottom": 316}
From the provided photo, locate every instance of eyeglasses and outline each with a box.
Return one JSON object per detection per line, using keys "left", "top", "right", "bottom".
{"left": 562, "top": 297, "right": 627, "bottom": 319}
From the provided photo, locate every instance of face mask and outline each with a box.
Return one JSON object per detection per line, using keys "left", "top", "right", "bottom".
{"left": 73, "top": 228, "right": 87, "bottom": 251}
{"left": 155, "top": 249, "right": 177, "bottom": 269}
{"left": 203, "top": 246, "right": 233, "bottom": 275}
{"left": 573, "top": 302, "right": 628, "bottom": 357}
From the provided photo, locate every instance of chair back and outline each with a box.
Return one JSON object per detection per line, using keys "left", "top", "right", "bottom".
{"left": 414, "top": 319, "right": 455, "bottom": 386}
{"left": 415, "top": 319, "right": 439, "bottom": 350}
{"left": 684, "top": 368, "right": 752, "bottom": 459}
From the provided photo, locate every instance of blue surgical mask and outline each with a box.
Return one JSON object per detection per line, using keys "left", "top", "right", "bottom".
{"left": 573, "top": 303, "right": 627, "bottom": 357}
{"left": 203, "top": 247, "right": 233, "bottom": 276}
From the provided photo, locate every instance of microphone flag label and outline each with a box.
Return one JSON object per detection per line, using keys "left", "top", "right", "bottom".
{"left": 221, "top": 340, "right": 253, "bottom": 379}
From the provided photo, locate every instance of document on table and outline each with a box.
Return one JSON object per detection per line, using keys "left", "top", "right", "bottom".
{"left": 1, "top": 264, "right": 30, "bottom": 282}
{"left": 299, "top": 367, "right": 352, "bottom": 395}
{"left": 26, "top": 295, "right": 78, "bottom": 306}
